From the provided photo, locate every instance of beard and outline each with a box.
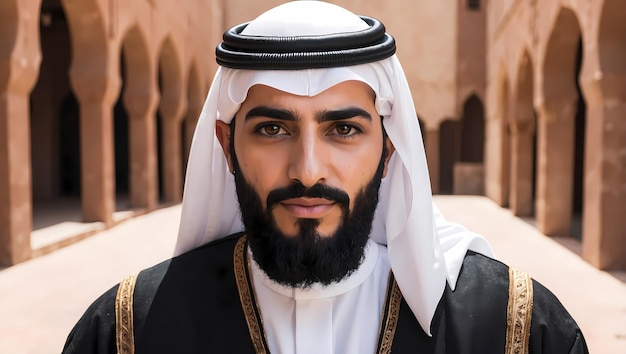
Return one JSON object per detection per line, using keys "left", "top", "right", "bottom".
{"left": 231, "top": 136, "right": 386, "bottom": 288}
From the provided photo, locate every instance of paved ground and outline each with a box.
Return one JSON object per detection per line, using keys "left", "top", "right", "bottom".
{"left": 1, "top": 196, "right": 624, "bottom": 353}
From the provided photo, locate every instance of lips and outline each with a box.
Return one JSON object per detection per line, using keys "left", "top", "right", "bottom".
{"left": 279, "top": 197, "right": 335, "bottom": 218}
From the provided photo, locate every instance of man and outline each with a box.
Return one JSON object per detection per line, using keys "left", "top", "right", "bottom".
{"left": 63, "top": 1, "right": 588, "bottom": 353}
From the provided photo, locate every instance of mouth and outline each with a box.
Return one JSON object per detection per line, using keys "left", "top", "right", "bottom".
{"left": 279, "top": 197, "right": 336, "bottom": 219}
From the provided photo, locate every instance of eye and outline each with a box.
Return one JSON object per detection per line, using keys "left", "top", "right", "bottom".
{"left": 336, "top": 124, "right": 353, "bottom": 135}
{"left": 331, "top": 123, "right": 361, "bottom": 137}
{"left": 256, "top": 123, "right": 287, "bottom": 137}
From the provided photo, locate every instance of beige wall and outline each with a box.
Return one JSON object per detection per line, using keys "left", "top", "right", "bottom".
{"left": 486, "top": 0, "right": 626, "bottom": 270}
{"left": 457, "top": 0, "right": 486, "bottom": 112}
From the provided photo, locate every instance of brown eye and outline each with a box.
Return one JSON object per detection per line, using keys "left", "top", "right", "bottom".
{"left": 262, "top": 125, "right": 281, "bottom": 135}
{"left": 335, "top": 124, "right": 354, "bottom": 135}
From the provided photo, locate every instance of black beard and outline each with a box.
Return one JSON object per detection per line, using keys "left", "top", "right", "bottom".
{"left": 230, "top": 125, "right": 386, "bottom": 288}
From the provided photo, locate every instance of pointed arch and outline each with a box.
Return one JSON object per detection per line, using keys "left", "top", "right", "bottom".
{"left": 543, "top": 8, "right": 582, "bottom": 100}
{"left": 536, "top": 6, "right": 585, "bottom": 237}
{"left": 460, "top": 93, "right": 485, "bottom": 163}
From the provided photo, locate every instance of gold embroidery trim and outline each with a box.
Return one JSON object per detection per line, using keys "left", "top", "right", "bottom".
{"left": 377, "top": 276, "right": 403, "bottom": 354}
{"left": 505, "top": 268, "right": 534, "bottom": 354}
{"left": 234, "top": 235, "right": 268, "bottom": 354}
{"left": 115, "top": 273, "right": 138, "bottom": 354}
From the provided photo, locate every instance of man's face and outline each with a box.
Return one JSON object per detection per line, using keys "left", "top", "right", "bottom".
{"left": 216, "top": 80, "right": 394, "bottom": 286}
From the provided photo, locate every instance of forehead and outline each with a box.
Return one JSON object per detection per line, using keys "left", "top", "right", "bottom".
{"left": 240, "top": 81, "right": 377, "bottom": 110}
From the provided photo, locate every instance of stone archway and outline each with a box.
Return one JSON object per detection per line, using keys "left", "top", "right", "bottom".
{"left": 510, "top": 51, "right": 536, "bottom": 216}
{"left": 157, "top": 36, "right": 186, "bottom": 204}
{"left": 536, "top": 7, "right": 584, "bottom": 237}
{"left": 582, "top": 0, "right": 626, "bottom": 269}
{"left": 453, "top": 94, "right": 485, "bottom": 195}
{"left": 460, "top": 95, "right": 485, "bottom": 163}
{"left": 120, "top": 25, "right": 158, "bottom": 211}
{"left": 30, "top": 2, "right": 75, "bottom": 209}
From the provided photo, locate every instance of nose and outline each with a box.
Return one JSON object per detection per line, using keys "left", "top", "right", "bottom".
{"left": 287, "top": 130, "right": 329, "bottom": 187}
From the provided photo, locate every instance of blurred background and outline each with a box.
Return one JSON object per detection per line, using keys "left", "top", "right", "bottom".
{"left": 0, "top": 0, "right": 624, "bottom": 352}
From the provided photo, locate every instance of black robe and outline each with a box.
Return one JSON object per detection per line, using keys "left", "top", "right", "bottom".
{"left": 62, "top": 233, "right": 588, "bottom": 353}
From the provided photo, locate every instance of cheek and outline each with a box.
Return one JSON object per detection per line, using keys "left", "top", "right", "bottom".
{"left": 236, "top": 146, "right": 287, "bottom": 204}
{"left": 329, "top": 145, "right": 382, "bottom": 205}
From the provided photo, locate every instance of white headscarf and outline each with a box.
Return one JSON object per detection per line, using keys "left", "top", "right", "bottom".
{"left": 175, "top": 1, "right": 493, "bottom": 335}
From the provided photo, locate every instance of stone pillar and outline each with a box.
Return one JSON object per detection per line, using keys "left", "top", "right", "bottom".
{"left": 159, "top": 100, "right": 186, "bottom": 204}
{"left": 484, "top": 117, "right": 510, "bottom": 206}
{"left": 78, "top": 97, "right": 116, "bottom": 224}
{"left": 535, "top": 97, "right": 576, "bottom": 236}
{"left": 184, "top": 105, "right": 201, "bottom": 162}
{"left": 0, "top": 0, "right": 40, "bottom": 265}
{"left": 125, "top": 90, "right": 159, "bottom": 211}
{"left": 509, "top": 119, "right": 535, "bottom": 216}
{"left": 582, "top": 75, "right": 626, "bottom": 270}
{"left": 160, "top": 118, "right": 183, "bottom": 203}
{"left": 62, "top": 0, "right": 119, "bottom": 225}
{"left": 0, "top": 91, "right": 33, "bottom": 265}
{"left": 424, "top": 128, "right": 440, "bottom": 194}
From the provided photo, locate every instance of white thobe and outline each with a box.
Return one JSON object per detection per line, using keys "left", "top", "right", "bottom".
{"left": 249, "top": 239, "right": 392, "bottom": 354}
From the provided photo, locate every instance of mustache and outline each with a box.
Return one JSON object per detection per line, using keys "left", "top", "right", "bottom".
{"left": 266, "top": 183, "right": 350, "bottom": 210}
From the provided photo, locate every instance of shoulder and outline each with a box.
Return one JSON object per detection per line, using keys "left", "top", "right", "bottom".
{"left": 528, "top": 276, "right": 588, "bottom": 352}
{"left": 453, "top": 251, "right": 588, "bottom": 353}
{"left": 443, "top": 251, "right": 511, "bottom": 325}
{"left": 453, "top": 250, "right": 511, "bottom": 296}
{"left": 139, "top": 232, "right": 244, "bottom": 281}
{"left": 62, "top": 283, "right": 119, "bottom": 353}
{"left": 62, "top": 233, "right": 245, "bottom": 354}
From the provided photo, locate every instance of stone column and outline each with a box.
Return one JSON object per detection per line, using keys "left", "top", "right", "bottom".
{"left": 125, "top": 90, "right": 159, "bottom": 211}
{"left": 77, "top": 97, "right": 117, "bottom": 224}
{"left": 0, "top": 0, "right": 40, "bottom": 265}
{"left": 509, "top": 119, "right": 535, "bottom": 216}
{"left": 582, "top": 75, "right": 626, "bottom": 270}
{"left": 484, "top": 117, "right": 510, "bottom": 206}
{"left": 0, "top": 91, "right": 34, "bottom": 265}
{"left": 535, "top": 97, "right": 577, "bottom": 236}
{"left": 184, "top": 104, "right": 201, "bottom": 162}
{"left": 159, "top": 100, "right": 186, "bottom": 204}
{"left": 63, "top": 0, "right": 117, "bottom": 225}
{"left": 424, "top": 127, "right": 440, "bottom": 194}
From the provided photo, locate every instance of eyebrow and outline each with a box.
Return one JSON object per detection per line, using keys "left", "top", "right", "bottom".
{"left": 318, "top": 107, "right": 372, "bottom": 123}
{"left": 245, "top": 106, "right": 295, "bottom": 121}
{"left": 244, "top": 105, "right": 372, "bottom": 123}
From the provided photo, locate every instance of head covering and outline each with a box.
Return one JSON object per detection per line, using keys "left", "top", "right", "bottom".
{"left": 175, "top": 0, "right": 493, "bottom": 335}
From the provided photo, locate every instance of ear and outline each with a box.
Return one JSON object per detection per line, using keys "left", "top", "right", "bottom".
{"left": 215, "top": 120, "right": 234, "bottom": 173}
{"left": 381, "top": 136, "right": 395, "bottom": 178}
